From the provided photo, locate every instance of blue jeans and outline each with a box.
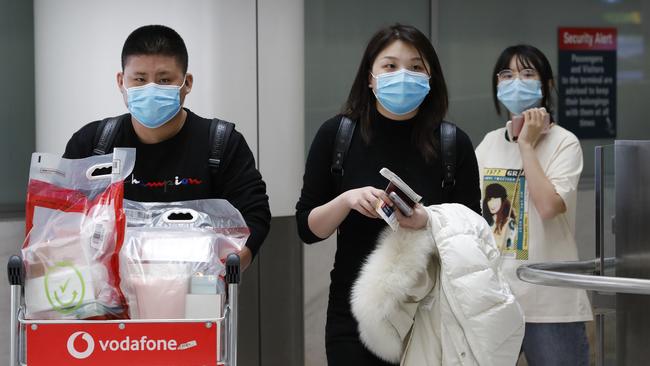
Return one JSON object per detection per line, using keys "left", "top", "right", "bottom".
{"left": 521, "top": 322, "right": 590, "bottom": 366}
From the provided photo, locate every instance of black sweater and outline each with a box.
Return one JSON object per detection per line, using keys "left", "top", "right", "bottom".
{"left": 63, "top": 109, "right": 271, "bottom": 257}
{"left": 296, "top": 111, "right": 481, "bottom": 307}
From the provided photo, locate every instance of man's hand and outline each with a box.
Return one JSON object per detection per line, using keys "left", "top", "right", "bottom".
{"left": 238, "top": 246, "right": 253, "bottom": 272}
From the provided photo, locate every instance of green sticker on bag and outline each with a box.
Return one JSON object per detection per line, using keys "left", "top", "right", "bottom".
{"left": 44, "top": 261, "right": 86, "bottom": 314}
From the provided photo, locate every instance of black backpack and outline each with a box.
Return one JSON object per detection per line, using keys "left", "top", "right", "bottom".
{"left": 92, "top": 115, "right": 234, "bottom": 176}
{"left": 330, "top": 116, "right": 457, "bottom": 199}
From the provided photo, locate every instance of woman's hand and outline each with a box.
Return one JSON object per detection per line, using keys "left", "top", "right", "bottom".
{"left": 394, "top": 203, "right": 429, "bottom": 230}
{"left": 307, "top": 186, "right": 390, "bottom": 239}
{"left": 518, "top": 107, "right": 549, "bottom": 148}
{"left": 344, "top": 186, "right": 391, "bottom": 218}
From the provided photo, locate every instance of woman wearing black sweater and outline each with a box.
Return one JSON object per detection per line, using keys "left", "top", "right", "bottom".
{"left": 296, "top": 24, "right": 481, "bottom": 365}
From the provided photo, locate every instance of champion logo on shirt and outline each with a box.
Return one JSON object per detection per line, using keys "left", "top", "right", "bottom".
{"left": 128, "top": 175, "right": 203, "bottom": 192}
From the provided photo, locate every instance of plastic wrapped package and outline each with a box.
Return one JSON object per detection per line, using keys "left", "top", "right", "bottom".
{"left": 22, "top": 148, "right": 135, "bottom": 320}
{"left": 120, "top": 199, "right": 249, "bottom": 319}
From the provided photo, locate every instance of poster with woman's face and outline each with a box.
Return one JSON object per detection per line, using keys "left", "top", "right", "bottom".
{"left": 481, "top": 168, "right": 529, "bottom": 260}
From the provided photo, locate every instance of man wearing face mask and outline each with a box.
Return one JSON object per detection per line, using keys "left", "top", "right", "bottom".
{"left": 63, "top": 25, "right": 271, "bottom": 271}
{"left": 475, "top": 45, "right": 591, "bottom": 365}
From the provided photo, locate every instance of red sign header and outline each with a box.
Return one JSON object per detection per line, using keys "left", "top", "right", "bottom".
{"left": 558, "top": 28, "right": 617, "bottom": 51}
{"left": 26, "top": 321, "right": 220, "bottom": 366}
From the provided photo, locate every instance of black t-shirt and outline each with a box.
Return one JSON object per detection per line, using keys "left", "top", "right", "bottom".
{"left": 295, "top": 110, "right": 481, "bottom": 309}
{"left": 63, "top": 109, "right": 271, "bottom": 256}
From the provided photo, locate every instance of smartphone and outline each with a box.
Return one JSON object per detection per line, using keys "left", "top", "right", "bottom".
{"left": 389, "top": 191, "right": 414, "bottom": 217}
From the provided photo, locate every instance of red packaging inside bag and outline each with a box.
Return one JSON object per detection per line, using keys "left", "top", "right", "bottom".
{"left": 22, "top": 149, "right": 135, "bottom": 320}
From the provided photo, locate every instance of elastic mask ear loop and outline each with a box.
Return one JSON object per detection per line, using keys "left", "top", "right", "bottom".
{"left": 122, "top": 75, "right": 131, "bottom": 94}
{"left": 370, "top": 73, "right": 379, "bottom": 100}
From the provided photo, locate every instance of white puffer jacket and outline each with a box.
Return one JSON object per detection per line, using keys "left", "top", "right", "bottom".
{"left": 351, "top": 204, "right": 524, "bottom": 365}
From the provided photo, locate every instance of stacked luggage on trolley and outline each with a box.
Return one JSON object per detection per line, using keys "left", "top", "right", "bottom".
{"left": 8, "top": 148, "right": 243, "bottom": 366}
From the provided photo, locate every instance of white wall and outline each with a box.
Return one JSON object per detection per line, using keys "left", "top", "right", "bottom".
{"left": 35, "top": 0, "right": 257, "bottom": 156}
{"left": 34, "top": 0, "right": 303, "bottom": 217}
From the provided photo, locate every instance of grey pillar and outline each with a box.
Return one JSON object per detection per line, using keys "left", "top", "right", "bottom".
{"left": 238, "top": 216, "right": 304, "bottom": 365}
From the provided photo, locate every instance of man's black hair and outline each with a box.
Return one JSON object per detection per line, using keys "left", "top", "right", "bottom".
{"left": 121, "top": 25, "right": 188, "bottom": 73}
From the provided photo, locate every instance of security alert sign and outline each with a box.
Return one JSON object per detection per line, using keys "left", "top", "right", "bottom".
{"left": 26, "top": 321, "right": 219, "bottom": 365}
{"left": 558, "top": 27, "right": 617, "bottom": 138}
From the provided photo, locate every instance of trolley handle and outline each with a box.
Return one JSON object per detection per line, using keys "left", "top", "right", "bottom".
{"left": 225, "top": 253, "right": 240, "bottom": 285}
{"left": 8, "top": 255, "right": 23, "bottom": 366}
{"left": 7, "top": 255, "right": 23, "bottom": 287}
{"left": 225, "top": 253, "right": 240, "bottom": 366}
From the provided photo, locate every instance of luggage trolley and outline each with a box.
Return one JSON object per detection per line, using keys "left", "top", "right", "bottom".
{"left": 8, "top": 253, "right": 241, "bottom": 366}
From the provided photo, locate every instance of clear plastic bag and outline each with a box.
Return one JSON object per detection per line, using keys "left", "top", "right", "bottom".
{"left": 22, "top": 148, "right": 135, "bottom": 320}
{"left": 119, "top": 199, "right": 249, "bottom": 319}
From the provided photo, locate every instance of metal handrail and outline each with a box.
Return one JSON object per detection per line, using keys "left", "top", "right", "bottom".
{"left": 517, "top": 258, "right": 650, "bottom": 295}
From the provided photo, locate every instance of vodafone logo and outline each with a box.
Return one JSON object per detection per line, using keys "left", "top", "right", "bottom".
{"left": 65, "top": 331, "right": 191, "bottom": 359}
{"left": 67, "top": 331, "right": 95, "bottom": 359}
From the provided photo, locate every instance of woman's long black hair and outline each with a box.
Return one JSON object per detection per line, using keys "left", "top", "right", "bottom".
{"left": 342, "top": 24, "right": 448, "bottom": 162}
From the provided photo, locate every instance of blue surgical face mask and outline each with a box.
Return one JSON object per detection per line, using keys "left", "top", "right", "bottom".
{"left": 124, "top": 78, "right": 185, "bottom": 129}
{"left": 372, "top": 69, "right": 430, "bottom": 116}
{"left": 496, "top": 79, "right": 542, "bottom": 116}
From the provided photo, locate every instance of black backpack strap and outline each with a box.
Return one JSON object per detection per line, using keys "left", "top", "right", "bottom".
{"left": 92, "top": 116, "right": 122, "bottom": 155}
{"left": 327, "top": 117, "right": 455, "bottom": 199}
{"left": 209, "top": 118, "right": 235, "bottom": 175}
{"left": 331, "top": 116, "right": 356, "bottom": 191}
{"left": 440, "top": 120, "right": 457, "bottom": 199}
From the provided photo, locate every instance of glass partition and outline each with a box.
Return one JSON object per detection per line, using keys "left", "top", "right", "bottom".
{"left": 438, "top": 0, "right": 650, "bottom": 179}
